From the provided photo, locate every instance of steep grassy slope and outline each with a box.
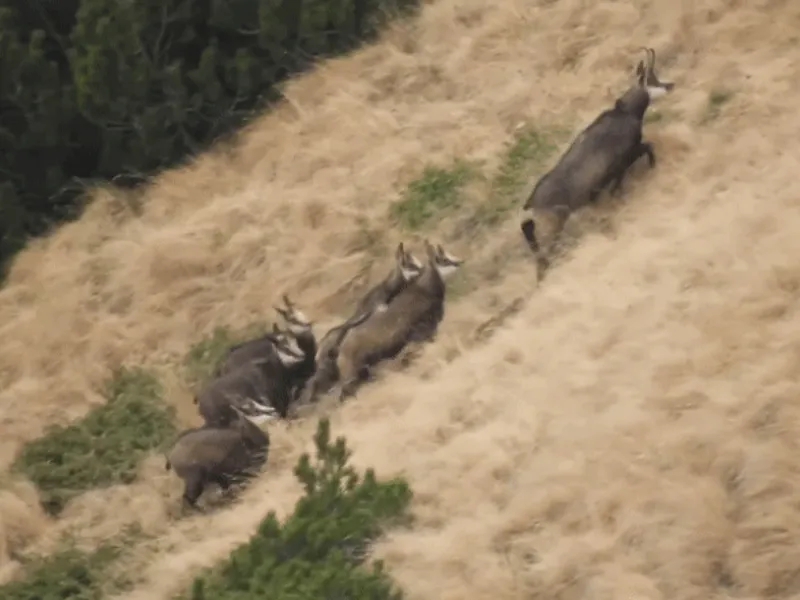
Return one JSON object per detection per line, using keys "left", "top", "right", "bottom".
{"left": 2, "top": 0, "right": 800, "bottom": 597}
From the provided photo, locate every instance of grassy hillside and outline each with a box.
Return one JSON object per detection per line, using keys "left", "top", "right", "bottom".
{"left": 3, "top": 0, "right": 800, "bottom": 598}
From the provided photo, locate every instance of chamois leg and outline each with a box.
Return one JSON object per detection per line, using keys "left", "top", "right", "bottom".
{"left": 182, "top": 471, "right": 206, "bottom": 509}
{"left": 524, "top": 205, "right": 570, "bottom": 281}
{"left": 338, "top": 362, "right": 370, "bottom": 402}
{"left": 608, "top": 141, "right": 656, "bottom": 196}
{"left": 641, "top": 141, "right": 655, "bottom": 168}
{"left": 211, "top": 472, "right": 232, "bottom": 494}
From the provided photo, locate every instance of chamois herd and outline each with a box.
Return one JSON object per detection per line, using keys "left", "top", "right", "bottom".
{"left": 165, "top": 47, "right": 676, "bottom": 508}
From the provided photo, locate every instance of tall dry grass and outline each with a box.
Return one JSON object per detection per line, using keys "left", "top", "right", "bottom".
{"left": 2, "top": 0, "right": 800, "bottom": 597}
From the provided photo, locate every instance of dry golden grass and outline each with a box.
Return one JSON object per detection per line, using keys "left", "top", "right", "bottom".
{"left": 2, "top": 0, "right": 800, "bottom": 597}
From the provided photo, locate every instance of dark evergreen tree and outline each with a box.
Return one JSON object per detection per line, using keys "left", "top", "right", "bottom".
{"left": 183, "top": 417, "right": 412, "bottom": 599}
{"left": 0, "top": 0, "right": 419, "bottom": 276}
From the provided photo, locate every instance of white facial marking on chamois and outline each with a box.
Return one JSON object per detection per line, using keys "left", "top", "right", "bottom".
{"left": 433, "top": 244, "right": 464, "bottom": 278}
{"left": 405, "top": 251, "right": 424, "bottom": 271}
{"left": 435, "top": 263, "right": 461, "bottom": 278}
{"left": 401, "top": 266, "right": 421, "bottom": 280}
{"left": 646, "top": 85, "right": 669, "bottom": 99}
{"left": 276, "top": 346, "right": 304, "bottom": 366}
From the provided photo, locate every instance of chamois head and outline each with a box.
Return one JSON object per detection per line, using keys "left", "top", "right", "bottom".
{"left": 396, "top": 242, "right": 424, "bottom": 281}
{"left": 275, "top": 294, "right": 313, "bottom": 336}
{"left": 257, "top": 326, "right": 305, "bottom": 366}
{"left": 634, "top": 47, "right": 675, "bottom": 99}
{"left": 616, "top": 47, "right": 675, "bottom": 119}
{"left": 424, "top": 240, "right": 464, "bottom": 279}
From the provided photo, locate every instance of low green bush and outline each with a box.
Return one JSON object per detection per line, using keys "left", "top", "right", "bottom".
{"left": 0, "top": 542, "right": 120, "bottom": 600}
{"left": 181, "top": 417, "right": 412, "bottom": 600}
{"left": 12, "top": 366, "right": 176, "bottom": 515}
{"left": 390, "top": 159, "right": 478, "bottom": 229}
{"left": 476, "top": 125, "right": 561, "bottom": 225}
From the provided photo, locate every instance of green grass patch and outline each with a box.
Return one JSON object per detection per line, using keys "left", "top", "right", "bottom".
{"left": 390, "top": 159, "right": 478, "bottom": 230}
{"left": 473, "top": 125, "right": 561, "bottom": 227}
{"left": 180, "top": 417, "right": 411, "bottom": 600}
{"left": 702, "top": 88, "right": 734, "bottom": 123}
{"left": 12, "top": 366, "right": 176, "bottom": 516}
{"left": 0, "top": 540, "right": 123, "bottom": 599}
{"left": 184, "top": 321, "right": 272, "bottom": 387}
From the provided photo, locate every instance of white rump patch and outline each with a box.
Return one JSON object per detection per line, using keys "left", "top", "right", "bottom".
{"left": 375, "top": 303, "right": 389, "bottom": 313}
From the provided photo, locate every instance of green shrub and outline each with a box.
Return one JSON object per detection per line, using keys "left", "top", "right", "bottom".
{"left": 0, "top": 542, "right": 120, "bottom": 600}
{"left": 181, "top": 417, "right": 412, "bottom": 600}
{"left": 390, "top": 159, "right": 478, "bottom": 229}
{"left": 12, "top": 366, "right": 176, "bottom": 516}
{"left": 475, "top": 125, "right": 559, "bottom": 226}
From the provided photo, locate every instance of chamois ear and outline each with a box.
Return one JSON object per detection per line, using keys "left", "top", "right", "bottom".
{"left": 424, "top": 239, "right": 436, "bottom": 261}
{"left": 635, "top": 60, "right": 646, "bottom": 86}
{"left": 282, "top": 294, "right": 293, "bottom": 309}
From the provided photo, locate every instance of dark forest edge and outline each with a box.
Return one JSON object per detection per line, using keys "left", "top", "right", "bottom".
{"left": 0, "top": 0, "right": 420, "bottom": 279}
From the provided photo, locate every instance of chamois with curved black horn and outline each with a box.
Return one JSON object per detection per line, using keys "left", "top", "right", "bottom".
{"left": 335, "top": 240, "right": 464, "bottom": 401}
{"left": 520, "top": 47, "right": 675, "bottom": 277}
{"left": 291, "top": 306, "right": 376, "bottom": 410}
{"left": 353, "top": 242, "right": 424, "bottom": 315}
{"left": 273, "top": 293, "right": 318, "bottom": 398}
{"left": 213, "top": 322, "right": 295, "bottom": 379}
{"left": 194, "top": 331, "right": 305, "bottom": 425}
{"left": 312, "top": 242, "right": 424, "bottom": 390}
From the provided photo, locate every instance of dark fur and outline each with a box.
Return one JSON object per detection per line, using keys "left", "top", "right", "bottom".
{"left": 293, "top": 307, "right": 376, "bottom": 408}
{"left": 520, "top": 47, "right": 674, "bottom": 276}
{"left": 195, "top": 336, "right": 302, "bottom": 424}
{"left": 334, "top": 241, "right": 461, "bottom": 401}
{"left": 273, "top": 294, "right": 319, "bottom": 400}
{"left": 352, "top": 242, "right": 423, "bottom": 316}
{"left": 213, "top": 323, "right": 289, "bottom": 378}
{"left": 313, "top": 242, "right": 423, "bottom": 387}
{"left": 165, "top": 411, "right": 269, "bottom": 508}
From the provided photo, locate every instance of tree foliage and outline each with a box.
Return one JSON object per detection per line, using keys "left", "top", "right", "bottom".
{"left": 0, "top": 0, "right": 418, "bottom": 274}
{"left": 181, "top": 417, "right": 412, "bottom": 600}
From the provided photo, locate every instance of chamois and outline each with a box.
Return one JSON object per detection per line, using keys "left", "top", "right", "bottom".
{"left": 194, "top": 331, "right": 305, "bottom": 425}
{"left": 165, "top": 407, "right": 270, "bottom": 508}
{"left": 273, "top": 294, "right": 317, "bottom": 398}
{"left": 520, "top": 47, "right": 675, "bottom": 277}
{"left": 335, "top": 240, "right": 463, "bottom": 400}
{"left": 312, "top": 241, "right": 424, "bottom": 390}
{"left": 213, "top": 322, "right": 295, "bottom": 379}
